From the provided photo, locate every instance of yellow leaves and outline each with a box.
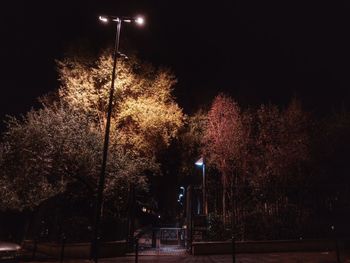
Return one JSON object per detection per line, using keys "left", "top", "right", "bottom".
{"left": 117, "top": 96, "right": 184, "bottom": 154}
{"left": 57, "top": 50, "right": 184, "bottom": 157}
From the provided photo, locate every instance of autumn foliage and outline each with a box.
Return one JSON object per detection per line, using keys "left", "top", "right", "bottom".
{"left": 201, "top": 94, "right": 315, "bottom": 238}
{"left": 0, "top": 50, "right": 184, "bottom": 211}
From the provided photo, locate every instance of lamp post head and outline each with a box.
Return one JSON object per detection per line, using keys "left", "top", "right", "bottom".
{"left": 98, "top": 15, "right": 145, "bottom": 25}
{"left": 195, "top": 157, "right": 204, "bottom": 166}
{"left": 99, "top": 16, "right": 109, "bottom": 23}
{"left": 135, "top": 16, "right": 145, "bottom": 25}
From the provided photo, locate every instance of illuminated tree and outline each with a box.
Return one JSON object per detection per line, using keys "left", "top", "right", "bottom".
{"left": 57, "top": 50, "right": 184, "bottom": 241}
{"left": 0, "top": 50, "right": 184, "bottom": 212}
{"left": 57, "top": 50, "right": 184, "bottom": 158}
{"left": 0, "top": 104, "right": 154, "bottom": 211}
{"left": 203, "top": 94, "right": 245, "bottom": 223}
{"left": 202, "top": 95, "right": 310, "bottom": 235}
{"left": 0, "top": 105, "right": 97, "bottom": 210}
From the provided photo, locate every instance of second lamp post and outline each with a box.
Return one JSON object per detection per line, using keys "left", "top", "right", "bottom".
{"left": 195, "top": 157, "right": 207, "bottom": 215}
{"left": 92, "top": 15, "right": 144, "bottom": 263}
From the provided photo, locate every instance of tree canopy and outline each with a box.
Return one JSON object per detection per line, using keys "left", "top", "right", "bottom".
{"left": 57, "top": 51, "right": 184, "bottom": 157}
{"left": 0, "top": 50, "right": 184, "bottom": 211}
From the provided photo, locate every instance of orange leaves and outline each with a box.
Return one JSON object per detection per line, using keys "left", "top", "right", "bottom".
{"left": 204, "top": 94, "right": 245, "bottom": 181}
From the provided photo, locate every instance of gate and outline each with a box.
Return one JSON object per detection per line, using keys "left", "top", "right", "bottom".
{"left": 136, "top": 227, "right": 187, "bottom": 255}
{"left": 159, "top": 228, "right": 186, "bottom": 247}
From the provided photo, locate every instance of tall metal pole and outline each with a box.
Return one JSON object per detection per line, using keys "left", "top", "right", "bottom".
{"left": 231, "top": 178, "right": 236, "bottom": 263}
{"left": 92, "top": 18, "right": 121, "bottom": 263}
{"left": 203, "top": 163, "right": 207, "bottom": 215}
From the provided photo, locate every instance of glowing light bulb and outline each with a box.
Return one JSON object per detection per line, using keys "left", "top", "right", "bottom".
{"left": 99, "top": 16, "right": 108, "bottom": 23}
{"left": 135, "top": 16, "right": 145, "bottom": 25}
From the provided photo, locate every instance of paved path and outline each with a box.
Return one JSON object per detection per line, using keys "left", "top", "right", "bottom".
{"left": 30, "top": 251, "right": 350, "bottom": 263}
{"left": 135, "top": 247, "right": 187, "bottom": 256}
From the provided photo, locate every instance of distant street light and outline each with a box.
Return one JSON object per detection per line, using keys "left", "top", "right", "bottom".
{"left": 195, "top": 157, "right": 207, "bottom": 215}
{"left": 178, "top": 186, "right": 185, "bottom": 204}
{"left": 92, "top": 15, "right": 145, "bottom": 263}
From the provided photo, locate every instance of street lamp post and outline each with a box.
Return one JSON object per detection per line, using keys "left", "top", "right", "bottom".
{"left": 195, "top": 157, "right": 207, "bottom": 215}
{"left": 92, "top": 15, "right": 144, "bottom": 263}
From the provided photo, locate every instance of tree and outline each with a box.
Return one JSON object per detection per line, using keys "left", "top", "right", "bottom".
{"left": 0, "top": 105, "right": 97, "bottom": 210}
{"left": 57, "top": 50, "right": 184, "bottom": 240}
{"left": 57, "top": 50, "right": 184, "bottom": 158}
{"left": 253, "top": 98, "right": 310, "bottom": 188}
{"left": 178, "top": 110, "right": 207, "bottom": 178}
{"left": 309, "top": 109, "right": 350, "bottom": 237}
{"left": 0, "top": 104, "right": 152, "bottom": 212}
{"left": 248, "top": 99, "right": 311, "bottom": 238}
{"left": 202, "top": 95, "right": 311, "bottom": 238}
{"left": 0, "top": 49, "right": 184, "bottom": 214}
{"left": 203, "top": 94, "right": 245, "bottom": 223}
{"left": 313, "top": 109, "right": 350, "bottom": 184}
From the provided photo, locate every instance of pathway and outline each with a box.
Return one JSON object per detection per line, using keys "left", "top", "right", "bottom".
{"left": 29, "top": 251, "right": 350, "bottom": 263}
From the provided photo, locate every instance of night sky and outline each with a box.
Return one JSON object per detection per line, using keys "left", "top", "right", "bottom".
{"left": 1, "top": 0, "right": 350, "bottom": 127}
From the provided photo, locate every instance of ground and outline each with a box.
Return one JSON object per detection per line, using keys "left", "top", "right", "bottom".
{"left": 28, "top": 251, "right": 350, "bottom": 263}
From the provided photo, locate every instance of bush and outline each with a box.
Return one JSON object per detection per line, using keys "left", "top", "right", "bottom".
{"left": 63, "top": 216, "right": 92, "bottom": 242}
{"left": 205, "top": 213, "right": 230, "bottom": 241}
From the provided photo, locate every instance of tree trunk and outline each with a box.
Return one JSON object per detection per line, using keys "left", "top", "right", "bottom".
{"left": 222, "top": 177, "right": 226, "bottom": 225}
{"left": 127, "top": 184, "right": 136, "bottom": 246}
{"left": 22, "top": 210, "right": 34, "bottom": 242}
{"left": 231, "top": 174, "right": 237, "bottom": 263}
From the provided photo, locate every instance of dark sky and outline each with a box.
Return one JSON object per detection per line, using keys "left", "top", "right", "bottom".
{"left": 1, "top": 0, "right": 350, "bottom": 126}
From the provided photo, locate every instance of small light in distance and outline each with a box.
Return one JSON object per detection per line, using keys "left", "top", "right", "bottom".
{"left": 158, "top": 215, "right": 161, "bottom": 219}
{"left": 135, "top": 16, "right": 145, "bottom": 25}
{"left": 99, "top": 16, "right": 108, "bottom": 23}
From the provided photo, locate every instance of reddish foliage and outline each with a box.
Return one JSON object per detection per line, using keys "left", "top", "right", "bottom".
{"left": 204, "top": 93, "right": 244, "bottom": 184}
